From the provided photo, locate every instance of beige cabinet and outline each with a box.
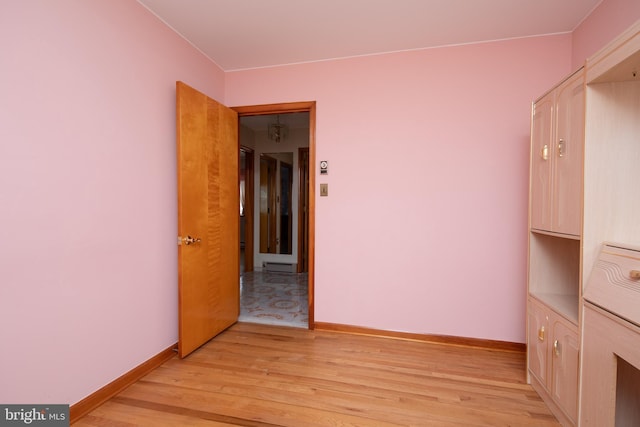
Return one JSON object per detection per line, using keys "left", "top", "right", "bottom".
{"left": 527, "top": 298, "right": 579, "bottom": 426}
{"left": 529, "top": 19, "right": 640, "bottom": 427}
{"left": 549, "top": 315, "right": 579, "bottom": 424}
{"left": 527, "top": 298, "right": 549, "bottom": 386}
{"left": 528, "top": 68, "right": 584, "bottom": 427}
{"left": 530, "top": 70, "right": 584, "bottom": 237}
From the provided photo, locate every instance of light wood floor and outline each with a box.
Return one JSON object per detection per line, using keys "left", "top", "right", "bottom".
{"left": 75, "top": 323, "right": 559, "bottom": 426}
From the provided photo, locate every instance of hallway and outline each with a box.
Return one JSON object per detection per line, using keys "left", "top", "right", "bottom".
{"left": 239, "top": 270, "right": 308, "bottom": 328}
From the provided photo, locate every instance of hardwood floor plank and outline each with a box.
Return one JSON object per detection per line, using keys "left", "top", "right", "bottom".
{"left": 139, "top": 365, "right": 553, "bottom": 426}
{"left": 75, "top": 400, "right": 240, "bottom": 426}
{"left": 118, "top": 381, "right": 404, "bottom": 427}
{"left": 73, "top": 323, "right": 560, "bottom": 426}
{"left": 152, "top": 351, "right": 544, "bottom": 417}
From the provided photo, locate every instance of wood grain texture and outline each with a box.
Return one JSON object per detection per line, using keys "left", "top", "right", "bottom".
{"left": 242, "top": 147, "right": 255, "bottom": 273}
{"left": 74, "top": 323, "right": 559, "bottom": 426}
{"left": 297, "top": 147, "right": 309, "bottom": 273}
{"left": 581, "top": 302, "right": 640, "bottom": 426}
{"left": 177, "top": 81, "right": 239, "bottom": 358}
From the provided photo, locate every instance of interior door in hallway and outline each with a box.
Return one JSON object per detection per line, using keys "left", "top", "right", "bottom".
{"left": 259, "top": 154, "right": 278, "bottom": 253}
{"left": 298, "top": 147, "right": 309, "bottom": 273}
{"left": 176, "top": 81, "right": 239, "bottom": 358}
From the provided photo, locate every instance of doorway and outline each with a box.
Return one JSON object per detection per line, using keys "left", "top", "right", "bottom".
{"left": 234, "top": 102, "right": 316, "bottom": 329}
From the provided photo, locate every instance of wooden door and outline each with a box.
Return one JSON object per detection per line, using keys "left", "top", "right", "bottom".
{"left": 279, "top": 160, "right": 293, "bottom": 254}
{"left": 297, "top": 148, "right": 309, "bottom": 272}
{"left": 527, "top": 298, "right": 550, "bottom": 387}
{"left": 176, "top": 81, "right": 239, "bottom": 358}
{"left": 553, "top": 71, "right": 584, "bottom": 236}
{"left": 550, "top": 316, "right": 579, "bottom": 424}
{"left": 240, "top": 147, "right": 254, "bottom": 272}
{"left": 530, "top": 93, "right": 554, "bottom": 233}
{"left": 259, "top": 155, "right": 277, "bottom": 253}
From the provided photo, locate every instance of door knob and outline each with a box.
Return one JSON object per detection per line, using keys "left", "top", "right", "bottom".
{"left": 178, "top": 235, "right": 202, "bottom": 246}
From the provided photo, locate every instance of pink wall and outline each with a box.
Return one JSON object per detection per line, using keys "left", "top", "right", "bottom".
{"left": 2, "top": 0, "right": 638, "bottom": 409}
{"left": 226, "top": 35, "right": 573, "bottom": 343}
{"left": 0, "top": 1, "right": 224, "bottom": 404}
{"left": 572, "top": 0, "right": 640, "bottom": 69}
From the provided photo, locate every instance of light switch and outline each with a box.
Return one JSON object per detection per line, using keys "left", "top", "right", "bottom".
{"left": 320, "top": 183, "right": 328, "bottom": 197}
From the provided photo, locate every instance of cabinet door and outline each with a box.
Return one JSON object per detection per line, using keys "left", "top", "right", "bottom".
{"left": 553, "top": 73, "right": 584, "bottom": 236}
{"left": 550, "top": 317, "right": 579, "bottom": 424}
{"left": 530, "top": 93, "right": 554, "bottom": 232}
{"left": 528, "top": 299, "right": 550, "bottom": 387}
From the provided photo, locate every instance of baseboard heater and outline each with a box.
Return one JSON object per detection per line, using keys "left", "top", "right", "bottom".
{"left": 263, "top": 262, "right": 297, "bottom": 273}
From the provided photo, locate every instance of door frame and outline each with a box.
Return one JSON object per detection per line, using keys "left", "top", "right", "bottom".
{"left": 233, "top": 101, "right": 316, "bottom": 328}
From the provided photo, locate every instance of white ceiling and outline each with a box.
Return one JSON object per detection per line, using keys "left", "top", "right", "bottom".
{"left": 137, "top": 0, "right": 602, "bottom": 71}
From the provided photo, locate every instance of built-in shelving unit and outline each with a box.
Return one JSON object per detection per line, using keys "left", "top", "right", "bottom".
{"left": 527, "top": 19, "right": 640, "bottom": 427}
{"left": 526, "top": 66, "right": 584, "bottom": 427}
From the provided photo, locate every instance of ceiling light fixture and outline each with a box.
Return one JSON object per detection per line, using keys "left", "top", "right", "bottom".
{"left": 268, "top": 115, "right": 288, "bottom": 143}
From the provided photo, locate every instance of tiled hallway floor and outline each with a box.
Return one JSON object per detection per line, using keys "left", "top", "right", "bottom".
{"left": 239, "top": 271, "right": 308, "bottom": 328}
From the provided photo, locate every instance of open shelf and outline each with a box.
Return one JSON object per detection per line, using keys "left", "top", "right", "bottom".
{"left": 529, "top": 231, "right": 581, "bottom": 324}
{"left": 529, "top": 292, "right": 579, "bottom": 325}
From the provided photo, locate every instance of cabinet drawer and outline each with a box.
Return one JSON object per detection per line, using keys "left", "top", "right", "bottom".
{"left": 584, "top": 244, "right": 640, "bottom": 327}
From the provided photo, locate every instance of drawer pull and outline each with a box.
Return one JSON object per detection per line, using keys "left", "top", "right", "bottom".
{"left": 538, "top": 326, "right": 545, "bottom": 342}
{"left": 553, "top": 339, "right": 561, "bottom": 357}
{"left": 630, "top": 270, "right": 640, "bottom": 280}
